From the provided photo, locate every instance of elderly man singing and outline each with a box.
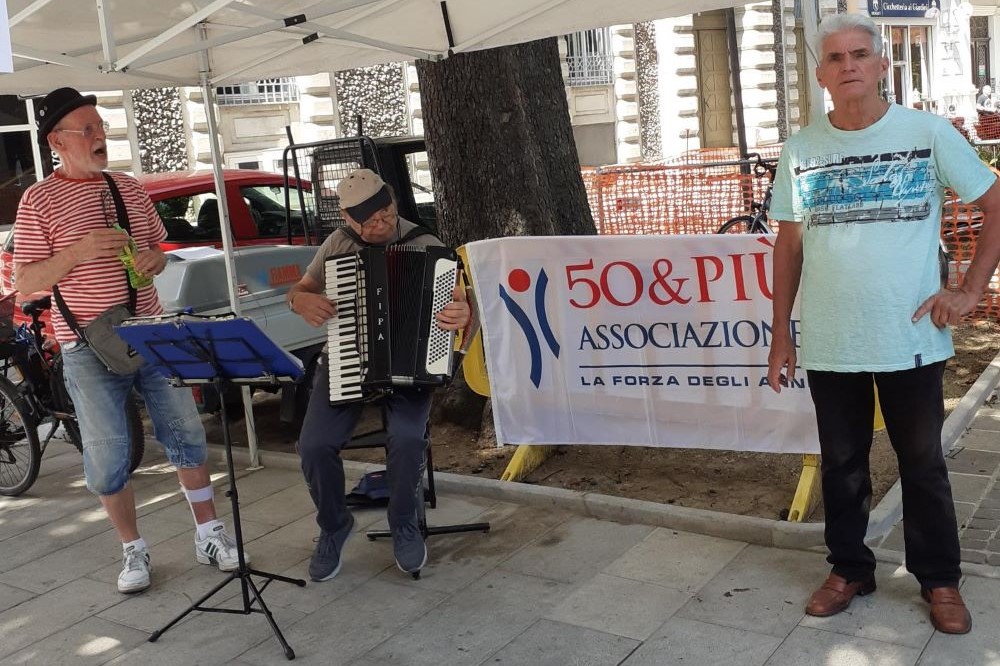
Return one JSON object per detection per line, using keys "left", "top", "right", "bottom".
{"left": 14, "top": 87, "right": 244, "bottom": 595}
{"left": 767, "top": 14, "right": 1000, "bottom": 634}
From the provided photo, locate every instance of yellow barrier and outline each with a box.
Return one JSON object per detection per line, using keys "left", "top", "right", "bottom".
{"left": 462, "top": 330, "right": 492, "bottom": 398}
{"left": 456, "top": 246, "right": 491, "bottom": 398}
{"left": 786, "top": 385, "right": 886, "bottom": 522}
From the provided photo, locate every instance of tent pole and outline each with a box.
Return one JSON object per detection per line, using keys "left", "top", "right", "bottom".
{"left": 198, "top": 24, "right": 262, "bottom": 469}
{"left": 95, "top": 0, "right": 118, "bottom": 67}
{"left": 726, "top": 8, "right": 749, "bottom": 165}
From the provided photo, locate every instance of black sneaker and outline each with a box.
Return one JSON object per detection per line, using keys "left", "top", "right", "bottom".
{"left": 309, "top": 513, "right": 355, "bottom": 582}
{"left": 392, "top": 519, "right": 427, "bottom": 574}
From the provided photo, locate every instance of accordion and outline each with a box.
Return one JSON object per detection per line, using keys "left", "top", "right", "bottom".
{"left": 325, "top": 245, "right": 460, "bottom": 404}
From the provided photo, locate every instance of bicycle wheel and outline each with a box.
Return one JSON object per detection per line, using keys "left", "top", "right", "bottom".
{"left": 0, "top": 375, "right": 41, "bottom": 496}
{"left": 61, "top": 399, "right": 145, "bottom": 473}
{"left": 717, "top": 215, "right": 757, "bottom": 234}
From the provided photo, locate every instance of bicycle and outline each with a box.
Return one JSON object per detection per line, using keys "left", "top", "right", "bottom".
{"left": 0, "top": 294, "right": 145, "bottom": 496}
{"left": 716, "top": 153, "right": 776, "bottom": 234}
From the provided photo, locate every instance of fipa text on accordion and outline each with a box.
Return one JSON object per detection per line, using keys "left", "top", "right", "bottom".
{"left": 325, "top": 245, "right": 460, "bottom": 403}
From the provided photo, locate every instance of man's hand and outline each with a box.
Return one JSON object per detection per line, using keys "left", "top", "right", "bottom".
{"left": 912, "top": 288, "right": 980, "bottom": 328}
{"left": 294, "top": 292, "right": 337, "bottom": 327}
{"left": 134, "top": 247, "right": 166, "bottom": 277}
{"left": 72, "top": 228, "right": 130, "bottom": 262}
{"left": 766, "top": 333, "right": 797, "bottom": 394}
{"left": 435, "top": 284, "right": 471, "bottom": 331}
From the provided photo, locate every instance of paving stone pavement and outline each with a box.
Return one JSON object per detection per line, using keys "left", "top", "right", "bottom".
{"left": 876, "top": 393, "right": 1000, "bottom": 570}
{"left": 3, "top": 439, "right": 1000, "bottom": 665}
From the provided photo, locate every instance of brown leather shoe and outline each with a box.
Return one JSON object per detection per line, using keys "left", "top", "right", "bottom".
{"left": 805, "top": 573, "right": 877, "bottom": 617}
{"left": 922, "top": 586, "right": 972, "bottom": 634}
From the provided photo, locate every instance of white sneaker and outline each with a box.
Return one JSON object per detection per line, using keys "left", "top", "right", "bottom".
{"left": 194, "top": 524, "right": 245, "bottom": 572}
{"left": 118, "top": 545, "right": 151, "bottom": 594}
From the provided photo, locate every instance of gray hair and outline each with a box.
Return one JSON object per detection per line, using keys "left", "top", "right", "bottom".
{"left": 816, "top": 13, "right": 884, "bottom": 58}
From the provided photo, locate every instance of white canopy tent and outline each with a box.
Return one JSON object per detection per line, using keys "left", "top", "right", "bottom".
{"left": 2, "top": 0, "right": 800, "bottom": 464}
{"left": 3, "top": 0, "right": 753, "bottom": 93}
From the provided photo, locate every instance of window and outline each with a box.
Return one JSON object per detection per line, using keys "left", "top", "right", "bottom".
{"left": 565, "top": 28, "right": 614, "bottom": 87}
{"left": 882, "top": 25, "right": 932, "bottom": 109}
{"left": 155, "top": 195, "right": 219, "bottom": 242}
{"left": 240, "top": 184, "right": 313, "bottom": 239}
{"left": 404, "top": 151, "right": 437, "bottom": 232}
{"left": 0, "top": 96, "right": 42, "bottom": 232}
{"left": 216, "top": 78, "right": 299, "bottom": 105}
{"left": 0, "top": 132, "right": 37, "bottom": 228}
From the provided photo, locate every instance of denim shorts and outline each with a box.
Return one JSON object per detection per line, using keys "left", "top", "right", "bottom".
{"left": 61, "top": 341, "right": 208, "bottom": 495}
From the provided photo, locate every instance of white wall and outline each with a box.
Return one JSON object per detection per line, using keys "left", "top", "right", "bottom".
{"left": 934, "top": 0, "right": 976, "bottom": 116}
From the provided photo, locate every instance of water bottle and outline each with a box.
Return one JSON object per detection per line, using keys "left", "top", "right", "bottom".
{"left": 115, "top": 224, "right": 154, "bottom": 289}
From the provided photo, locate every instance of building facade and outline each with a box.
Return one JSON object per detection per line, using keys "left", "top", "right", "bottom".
{"left": 0, "top": 1, "right": 986, "bottom": 229}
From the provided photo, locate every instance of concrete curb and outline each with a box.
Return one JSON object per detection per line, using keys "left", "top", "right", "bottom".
{"left": 871, "top": 546, "right": 1000, "bottom": 581}
{"left": 213, "top": 349, "right": 1000, "bottom": 558}
{"left": 220, "top": 444, "right": 825, "bottom": 549}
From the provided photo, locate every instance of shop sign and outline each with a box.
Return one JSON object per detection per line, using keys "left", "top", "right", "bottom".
{"left": 868, "top": 0, "right": 937, "bottom": 17}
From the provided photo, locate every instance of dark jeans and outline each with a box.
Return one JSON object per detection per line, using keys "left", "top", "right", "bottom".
{"left": 298, "top": 356, "right": 432, "bottom": 534}
{"left": 807, "top": 362, "right": 961, "bottom": 589}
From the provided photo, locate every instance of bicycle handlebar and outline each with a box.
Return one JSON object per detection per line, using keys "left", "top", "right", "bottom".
{"left": 20, "top": 295, "right": 51, "bottom": 318}
{"left": 743, "top": 152, "right": 778, "bottom": 180}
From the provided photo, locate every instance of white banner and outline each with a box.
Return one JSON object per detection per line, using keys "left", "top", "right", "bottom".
{"left": 466, "top": 234, "right": 819, "bottom": 454}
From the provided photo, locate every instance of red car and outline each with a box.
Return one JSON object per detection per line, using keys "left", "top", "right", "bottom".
{"left": 142, "top": 169, "right": 312, "bottom": 251}
{"left": 1, "top": 169, "right": 313, "bottom": 321}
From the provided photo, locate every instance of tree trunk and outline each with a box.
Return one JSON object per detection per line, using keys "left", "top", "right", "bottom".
{"left": 415, "top": 37, "right": 596, "bottom": 248}
{"left": 418, "top": 38, "right": 594, "bottom": 430}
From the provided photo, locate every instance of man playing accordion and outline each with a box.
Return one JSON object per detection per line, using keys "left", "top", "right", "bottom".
{"left": 286, "top": 168, "right": 470, "bottom": 581}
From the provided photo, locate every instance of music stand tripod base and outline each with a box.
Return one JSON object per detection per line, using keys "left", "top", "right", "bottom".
{"left": 364, "top": 445, "right": 490, "bottom": 580}
{"left": 366, "top": 520, "right": 492, "bottom": 580}
{"left": 117, "top": 316, "right": 307, "bottom": 660}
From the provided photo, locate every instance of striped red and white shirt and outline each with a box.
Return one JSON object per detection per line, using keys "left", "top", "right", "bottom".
{"left": 13, "top": 170, "right": 168, "bottom": 342}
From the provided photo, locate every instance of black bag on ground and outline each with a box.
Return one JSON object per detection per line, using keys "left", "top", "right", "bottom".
{"left": 346, "top": 470, "right": 390, "bottom": 508}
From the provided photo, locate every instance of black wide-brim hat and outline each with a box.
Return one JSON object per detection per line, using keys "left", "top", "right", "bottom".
{"left": 35, "top": 87, "right": 97, "bottom": 139}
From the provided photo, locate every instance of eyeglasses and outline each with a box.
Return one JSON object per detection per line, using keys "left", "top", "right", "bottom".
{"left": 361, "top": 205, "right": 396, "bottom": 226}
{"left": 54, "top": 121, "right": 110, "bottom": 138}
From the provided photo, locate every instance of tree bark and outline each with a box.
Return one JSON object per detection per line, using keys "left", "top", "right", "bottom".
{"left": 418, "top": 38, "right": 594, "bottom": 429}
{"left": 416, "top": 37, "right": 596, "bottom": 248}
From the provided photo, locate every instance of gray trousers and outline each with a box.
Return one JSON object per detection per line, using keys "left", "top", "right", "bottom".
{"left": 298, "top": 355, "right": 432, "bottom": 534}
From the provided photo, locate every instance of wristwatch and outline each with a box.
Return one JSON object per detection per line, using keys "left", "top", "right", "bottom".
{"left": 287, "top": 292, "right": 298, "bottom": 313}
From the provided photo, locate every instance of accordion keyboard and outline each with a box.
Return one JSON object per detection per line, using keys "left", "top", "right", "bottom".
{"left": 325, "top": 254, "right": 365, "bottom": 402}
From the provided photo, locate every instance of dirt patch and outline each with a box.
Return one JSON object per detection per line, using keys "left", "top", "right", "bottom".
{"left": 216, "top": 321, "right": 1000, "bottom": 521}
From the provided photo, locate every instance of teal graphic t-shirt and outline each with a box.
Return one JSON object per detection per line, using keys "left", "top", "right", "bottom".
{"left": 770, "top": 105, "right": 995, "bottom": 372}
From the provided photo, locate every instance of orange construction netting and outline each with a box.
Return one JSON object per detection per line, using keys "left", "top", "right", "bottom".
{"left": 583, "top": 149, "right": 779, "bottom": 236}
{"left": 973, "top": 112, "right": 1000, "bottom": 142}
{"left": 583, "top": 148, "right": 1000, "bottom": 320}
{"left": 942, "top": 188, "right": 1000, "bottom": 320}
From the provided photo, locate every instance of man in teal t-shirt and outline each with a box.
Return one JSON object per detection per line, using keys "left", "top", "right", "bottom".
{"left": 767, "top": 13, "right": 1000, "bottom": 635}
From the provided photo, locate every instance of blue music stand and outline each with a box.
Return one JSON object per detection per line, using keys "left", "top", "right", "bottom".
{"left": 116, "top": 314, "right": 306, "bottom": 660}
{"left": 115, "top": 314, "right": 304, "bottom": 386}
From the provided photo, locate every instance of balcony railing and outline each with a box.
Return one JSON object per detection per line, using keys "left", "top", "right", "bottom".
{"left": 216, "top": 78, "right": 299, "bottom": 105}
{"left": 566, "top": 28, "right": 614, "bottom": 87}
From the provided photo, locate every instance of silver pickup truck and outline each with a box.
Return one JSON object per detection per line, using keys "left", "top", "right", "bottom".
{"left": 155, "top": 244, "right": 324, "bottom": 420}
